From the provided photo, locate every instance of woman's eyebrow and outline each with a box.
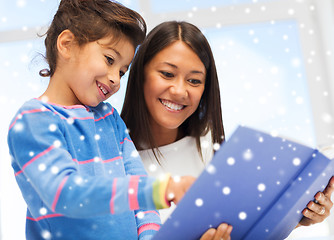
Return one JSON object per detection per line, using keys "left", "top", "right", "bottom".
{"left": 161, "top": 62, "right": 205, "bottom": 74}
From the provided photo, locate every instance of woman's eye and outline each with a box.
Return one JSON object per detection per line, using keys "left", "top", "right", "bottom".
{"left": 160, "top": 71, "right": 174, "bottom": 78}
{"left": 120, "top": 71, "right": 125, "bottom": 77}
{"left": 188, "top": 79, "right": 202, "bottom": 85}
{"left": 105, "top": 56, "right": 114, "bottom": 65}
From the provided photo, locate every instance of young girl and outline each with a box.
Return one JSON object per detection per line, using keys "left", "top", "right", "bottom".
{"left": 7, "top": 2, "right": 193, "bottom": 240}
{"left": 121, "top": 21, "right": 334, "bottom": 238}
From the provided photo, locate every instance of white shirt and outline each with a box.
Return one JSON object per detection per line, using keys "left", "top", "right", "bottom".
{"left": 139, "top": 133, "right": 214, "bottom": 222}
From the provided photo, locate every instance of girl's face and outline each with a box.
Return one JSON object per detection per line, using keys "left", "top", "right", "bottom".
{"left": 143, "top": 40, "right": 206, "bottom": 135}
{"left": 58, "top": 35, "right": 134, "bottom": 106}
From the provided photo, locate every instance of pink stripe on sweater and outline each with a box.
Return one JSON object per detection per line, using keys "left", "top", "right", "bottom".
{"left": 128, "top": 176, "right": 140, "bottom": 210}
{"left": 110, "top": 179, "right": 117, "bottom": 214}
{"left": 26, "top": 213, "right": 63, "bottom": 221}
{"left": 15, "top": 145, "right": 55, "bottom": 177}
{"left": 72, "top": 156, "right": 122, "bottom": 165}
{"left": 120, "top": 137, "right": 133, "bottom": 144}
{"left": 60, "top": 116, "right": 94, "bottom": 121}
{"left": 138, "top": 223, "right": 160, "bottom": 235}
{"left": 95, "top": 108, "right": 114, "bottom": 122}
{"left": 72, "top": 158, "right": 95, "bottom": 164}
{"left": 103, "top": 156, "right": 122, "bottom": 163}
{"left": 9, "top": 108, "right": 52, "bottom": 130}
{"left": 51, "top": 175, "right": 69, "bottom": 212}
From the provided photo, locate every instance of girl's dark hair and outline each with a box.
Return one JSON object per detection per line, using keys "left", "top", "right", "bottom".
{"left": 121, "top": 21, "right": 224, "bottom": 162}
{"left": 40, "top": 0, "right": 146, "bottom": 77}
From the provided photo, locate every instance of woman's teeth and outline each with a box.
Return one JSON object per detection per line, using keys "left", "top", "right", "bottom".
{"left": 160, "top": 99, "right": 184, "bottom": 111}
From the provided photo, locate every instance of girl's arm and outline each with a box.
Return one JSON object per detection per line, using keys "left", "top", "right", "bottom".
{"left": 7, "top": 106, "right": 174, "bottom": 219}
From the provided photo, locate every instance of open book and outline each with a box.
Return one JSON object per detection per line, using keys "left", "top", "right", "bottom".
{"left": 153, "top": 126, "right": 334, "bottom": 240}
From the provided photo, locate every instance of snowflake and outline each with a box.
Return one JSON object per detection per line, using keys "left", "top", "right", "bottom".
{"left": 74, "top": 176, "right": 83, "bottom": 185}
{"left": 173, "top": 176, "right": 181, "bottom": 183}
{"left": 239, "top": 211, "right": 247, "bottom": 220}
{"left": 49, "top": 124, "right": 57, "bottom": 132}
{"left": 41, "top": 230, "right": 52, "bottom": 240}
{"left": 14, "top": 122, "right": 24, "bottom": 132}
{"left": 39, "top": 207, "right": 47, "bottom": 215}
{"left": 51, "top": 166, "right": 59, "bottom": 174}
{"left": 257, "top": 183, "right": 266, "bottom": 192}
{"left": 243, "top": 149, "right": 253, "bottom": 161}
{"left": 53, "top": 140, "right": 61, "bottom": 148}
{"left": 292, "top": 157, "right": 301, "bottom": 166}
{"left": 322, "top": 113, "right": 332, "bottom": 123}
{"left": 195, "top": 198, "right": 203, "bottom": 207}
{"left": 148, "top": 164, "right": 157, "bottom": 172}
{"left": 222, "top": 187, "right": 231, "bottom": 195}
{"left": 128, "top": 188, "right": 134, "bottom": 194}
{"left": 131, "top": 150, "right": 139, "bottom": 157}
{"left": 136, "top": 211, "right": 145, "bottom": 219}
{"left": 206, "top": 164, "right": 216, "bottom": 174}
{"left": 213, "top": 143, "right": 220, "bottom": 151}
{"left": 227, "top": 157, "right": 235, "bottom": 166}
{"left": 38, "top": 163, "right": 46, "bottom": 172}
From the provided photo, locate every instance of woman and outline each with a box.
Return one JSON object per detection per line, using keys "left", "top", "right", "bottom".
{"left": 121, "top": 21, "right": 334, "bottom": 239}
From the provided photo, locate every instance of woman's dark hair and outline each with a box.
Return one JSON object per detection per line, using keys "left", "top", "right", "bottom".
{"left": 121, "top": 21, "right": 224, "bottom": 161}
{"left": 40, "top": 0, "right": 146, "bottom": 77}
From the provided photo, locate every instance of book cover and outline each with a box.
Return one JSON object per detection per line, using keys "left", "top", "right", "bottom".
{"left": 152, "top": 126, "right": 334, "bottom": 240}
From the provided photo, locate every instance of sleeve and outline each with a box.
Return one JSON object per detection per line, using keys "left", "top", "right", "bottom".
{"left": 112, "top": 108, "right": 170, "bottom": 239}
{"left": 7, "top": 106, "right": 170, "bottom": 219}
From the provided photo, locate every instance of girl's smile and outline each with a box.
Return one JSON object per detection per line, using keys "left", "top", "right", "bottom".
{"left": 97, "top": 81, "right": 112, "bottom": 100}
{"left": 41, "top": 33, "right": 135, "bottom": 107}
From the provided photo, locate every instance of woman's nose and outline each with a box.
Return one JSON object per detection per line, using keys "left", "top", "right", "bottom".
{"left": 169, "top": 78, "right": 188, "bottom": 99}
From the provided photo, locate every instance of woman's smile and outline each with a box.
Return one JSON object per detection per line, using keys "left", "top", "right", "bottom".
{"left": 159, "top": 99, "right": 186, "bottom": 112}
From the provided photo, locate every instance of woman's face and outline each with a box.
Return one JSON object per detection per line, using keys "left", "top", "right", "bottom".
{"left": 143, "top": 40, "right": 206, "bottom": 134}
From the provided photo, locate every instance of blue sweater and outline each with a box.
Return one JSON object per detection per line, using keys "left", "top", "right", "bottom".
{"left": 7, "top": 99, "right": 165, "bottom": 240}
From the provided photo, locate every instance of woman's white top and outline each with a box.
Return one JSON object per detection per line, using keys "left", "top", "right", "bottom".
{"left": 139, "top": 133, "right": 214, "bottom": 222}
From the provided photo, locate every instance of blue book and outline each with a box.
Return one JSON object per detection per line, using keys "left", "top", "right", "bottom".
{"left": 153, "top": 126, "right": 334, "bottom": 240}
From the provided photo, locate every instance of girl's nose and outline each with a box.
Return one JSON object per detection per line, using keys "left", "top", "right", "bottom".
{"left": 108, "top": 71, "right": 120, "bottom": 87}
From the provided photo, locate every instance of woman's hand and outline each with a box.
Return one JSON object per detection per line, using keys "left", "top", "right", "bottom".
{"left": 200, "top": 223, "right": 233, "bottom": 240}
{"left": 297, "top": 176, "right": 334, "bottom": 227}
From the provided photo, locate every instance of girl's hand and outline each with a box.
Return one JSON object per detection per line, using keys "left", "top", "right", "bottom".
{"left": 200, "top": 223, "right": 233, "bottom": 240}
{"left": 165, "top": 175, "right": 196, "bottom": 204}
{"left": 297, "top": 176, "right": 334, "bottom": 227}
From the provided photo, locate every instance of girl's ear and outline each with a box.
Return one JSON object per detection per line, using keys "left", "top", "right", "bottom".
{"left": 57, "top": 29, "right": 76, "bottom": 59}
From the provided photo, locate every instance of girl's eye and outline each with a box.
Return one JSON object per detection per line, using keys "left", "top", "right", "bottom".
{"left": 105, "top": 56, "right": 114, "bottom": 65}
{"left": 120, "top": 71, "right": 125, "bottom": 77}
{"left": 160, "top": 71, "right": 174, "bottom": 78}
{"left": 188, "top": 79, "right": 202, "bottom": 85}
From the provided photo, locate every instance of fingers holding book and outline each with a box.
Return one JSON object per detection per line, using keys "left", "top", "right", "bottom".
{"left": 199, "top": 223, "right": 233, "bottom": 240}
{"left": 298, "top": 176, "right": 334, "bottom": 226}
